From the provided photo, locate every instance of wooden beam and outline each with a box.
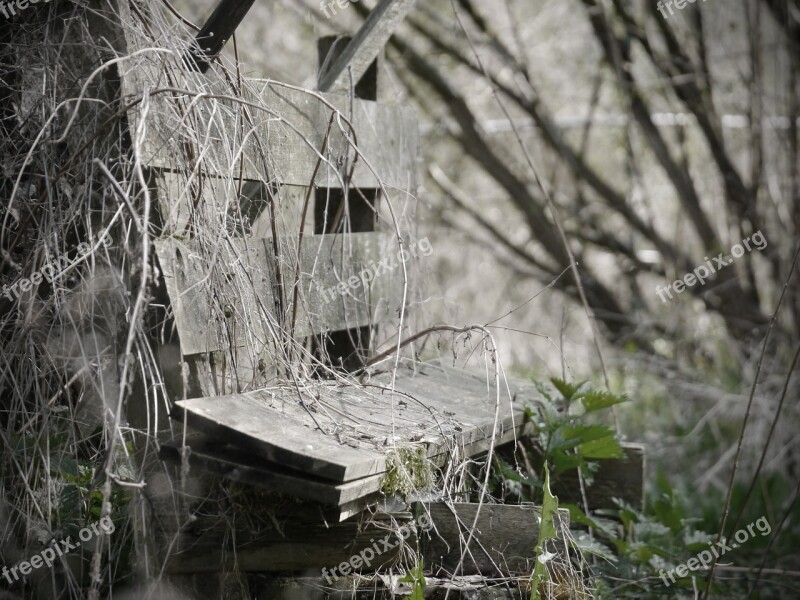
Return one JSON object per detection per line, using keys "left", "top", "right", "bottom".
{"left": 154, "top": 232, "right": 404, "bottom": 356}
{"left": 318, "top": 36, "right": 378, "bottom": 100}
{"left": 184, "top": 0, "right": 257, "bottom": 72}
{"left": 418, "top": 503, "right": 569, "bottom": 577}
{"left": 521, "top": 442, "right": 646, "bottom": 511}
{"left": 159, "top": 436, "right": 385, "bottom": 513}
{"left": 161, "top": 505, "right": 416, "bottom": 573}
{"left": 132, "top": 81, "right": 417, "bottom": 189}
{"left": 546, "top": 442, "right": 646, "bottom": 511}
{"left": 317, "top": 0, "right": 417, "bottom": 94}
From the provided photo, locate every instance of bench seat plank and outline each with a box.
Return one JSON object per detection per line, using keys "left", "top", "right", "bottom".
{"left": 172, "top": 360, "right": 532, "bottom": 487}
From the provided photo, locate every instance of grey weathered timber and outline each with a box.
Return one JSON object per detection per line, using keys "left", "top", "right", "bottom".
{"left": 184, "top": 0, "right": 257, "bottom": 72}
{"left": 159, "top": 436, "right": 385, "bottom": 512}
{"left": 317, "top": 0, "right": 418, "bottom": 94}
{"left": 161, "top": 507, "right": 416, "bottom": 573}
{"left": 154, "top": 232, "right": 404, "bottom": 356}
{"left": 418, "top": 503, "right": 569, "bottom": 577}
{"left": 121, "top": 71, "right": 417, "bottom": 190}
{"left": 544, "top": 442, "right": 646, "bottom": 511}
{"left": 115, "top": 0, "right": 416, "bottom": 190}
{"left": 172, "top": 360, "right": 534, "bottom": 487}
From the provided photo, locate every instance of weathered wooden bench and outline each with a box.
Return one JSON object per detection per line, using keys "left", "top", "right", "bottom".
{"left": 87, "top": 0, "right": 648, "bottom": 597}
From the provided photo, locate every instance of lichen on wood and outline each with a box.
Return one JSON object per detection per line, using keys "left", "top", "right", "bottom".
{"left": 380, "top": 445, "right": 434, "bottom": 498}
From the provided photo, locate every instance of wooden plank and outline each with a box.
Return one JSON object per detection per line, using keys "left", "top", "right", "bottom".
{"left": 154, "top": 236, "right": 278, "bottom": 356}
{"left": 317, "top": 0, "right": 418, "bottom": 94}
{"left": 535, "top": 442, "right": 646, "bottom": 511}
{"left": 418, "top": 502, "right": 569, "bottom": 577}
{"left": 160, "top": 501, "right": 416, "bottom": 573}
{"left": 318, "top": 36, "right": 378, "bottom": 101}
{"left": 173, "top": 360, "right": 532, "bottom": 487}
{"left": 184, "top": 0, "right": 257, "bottom": 72}
{"left": 172, "top": 393, "right": 386, "bottom": 482}
{"left": 119, "top": 59, "right": 417, "bottom": 190}
{"left": 259, "top": 82, "right": 419, "bottom": 190}
{"left": 159, "top": 437, "right": 384, "bottom": 512}
{"left": 154, "top": 232, "right": 404, "bottom": 356}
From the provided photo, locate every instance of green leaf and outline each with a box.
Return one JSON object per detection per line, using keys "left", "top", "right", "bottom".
{"left": 549, "top": 378, "right": 586, "bottom": 402}
{"left": 578, "top": 436, "right": 624, "bottom": 459}
{"left": 580, "top": 390, "right": 628, "bottom": 413}
{"left": 399, "top": 560, "right": 426, "bottom": 600}
{"left": 550, "top": 452, "right": 584, "bottom": 474}
{"left": 530, "top": 463, "right": 559, "bottom": 600}
{"left": 53, "top": 457, "right": 80, "bottom": 478}
{"left": 562, "top": 424, "right": 616, "bottom": 444}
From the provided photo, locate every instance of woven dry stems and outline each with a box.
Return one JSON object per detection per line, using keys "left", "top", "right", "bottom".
{"left": 0, "top": 0, "right": 591, "bottom": 598}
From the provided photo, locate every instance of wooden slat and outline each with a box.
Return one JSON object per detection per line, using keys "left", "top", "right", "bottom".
{"left": 540, "top": 443, "right": 646, "bottom": 511}
{"left": 184, "top": 0, "right": 257, "bottom": 72}
{"left": 173, "top": 360, "right": 532, "bottom": 488}
{"left": 419, "top": 502, "right": 569, "bottom": 577}
{"left": 260, "top": 82, "right": 418, "bottom": 189}
{"left": 117, "top": 0, "right": 418, "bottom": 189}
{"left": 119, "top": 55, "right": 417, "bottom": 190}
{"left": 159, "top": 437, "right": 383, "bottom": 513}
{"left": 155, "top": 232, "right": 404, "bottom": 356}
{"left": 154, "top": 236, "right": 277, "bottom": 356}
{"left": 172, "top": 393, "right": 386, "bottom": 482}
{"left": 157, "top": 496, "right": 416, "bottom": 573}
{"left": 317, "top": 0, "right": 418, "bottom": 94}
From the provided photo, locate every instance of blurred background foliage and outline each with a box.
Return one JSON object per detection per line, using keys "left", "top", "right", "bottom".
{"left": 202, "top": 0, "right": 800, "bottom": 594}
{"left": 1, "top": 0, "right": 798, "bottom": 596}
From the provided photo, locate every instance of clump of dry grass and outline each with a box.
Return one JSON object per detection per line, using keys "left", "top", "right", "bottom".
{"left": 0, "top": 2, "right": 591, "bottom": 598}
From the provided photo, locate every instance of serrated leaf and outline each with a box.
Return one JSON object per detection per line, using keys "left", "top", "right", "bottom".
{"left": 580, "top": 390, "right": 628, "bottom": 413}
{"left": 578, "top": 436, "right": 624, "bottom": 459}
{"left": 571, "top": 531, "right": 618, "bottom": 563}
{"left": 399, "top": 561, "right": 426, "bottom": 600}
{"left": 562, "top": 423, "right": 616, "bottom": 444}
{"left": 549, "top": 378, "right": 586, "bottom": 402}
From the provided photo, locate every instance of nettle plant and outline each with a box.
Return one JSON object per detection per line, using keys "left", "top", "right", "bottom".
{"left": 531, "top": 379, "right": 628, "bottom": 480}
{"left": 492, "top": 379, "right": 761, "bottom": 599}
{"left": 491, "top": 378, "right": 628, "bottom": 502}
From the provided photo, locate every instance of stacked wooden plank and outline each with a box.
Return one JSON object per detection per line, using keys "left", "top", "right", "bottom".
{"left": 161, "top": 359, "right": 537, "bottom": 519}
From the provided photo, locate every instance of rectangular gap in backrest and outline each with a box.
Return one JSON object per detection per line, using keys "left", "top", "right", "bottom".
{"left": 154, "top": 173, "right": 309, "bottom": 242}
{"left": 314, "top": 188, "right": 379, "bottom": 234}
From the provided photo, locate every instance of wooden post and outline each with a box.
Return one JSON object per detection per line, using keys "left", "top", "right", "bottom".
{"left": 313, "top": 36, "right": 380, "bottom": 371}
{"left": 183, "top": 0, "right": 258, "bottom": 72}
{"left": 318, "top": 36, "right": 378, "bottom": 100}
{"left": 316, "top": 0, "right": 417, "bottom": 94}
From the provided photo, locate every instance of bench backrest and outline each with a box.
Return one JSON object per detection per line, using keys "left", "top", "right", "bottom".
{"left": 110, "top": 16, "right": 419, "bottom": 399}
